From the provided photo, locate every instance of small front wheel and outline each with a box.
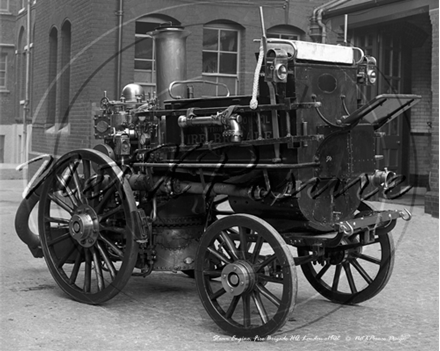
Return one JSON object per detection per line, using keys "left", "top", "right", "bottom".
{"left": 298, "top": 203, "right": 395, "bottom": 304}
{"left": 195, "top": 214, "right": 297, "bottom": 338}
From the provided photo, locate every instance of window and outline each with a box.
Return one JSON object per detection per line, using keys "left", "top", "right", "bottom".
{"left": 0, "top": 0, "right": 9, "bottom": 12}
{"left": 60, "top": 21, "right": 71, "bottom": 128}
{"left": 202, "top": 25, "right": 239, "bottom": 96}
{"left": 134, "top": 22, "right": 156, "bottom": 97}
{"left": 0, "top": 53, "right": 6, "bottom": 88}
{"left": 0, "top": 135, "right": 4, "bottom": 163}
{"left": 47, "top": 27, "right": 58, "bottom": 128}
{"left": 134, "top": 16, "right": 180, "bottom": 97}
{"left": 267, "top": 25, "right": 304, "bottom": 41}
{"left": 267, "top": 33, "right": 299, "bottom": 40}
{"left": 203, "top": 28, "right": 238, "bottom": 74}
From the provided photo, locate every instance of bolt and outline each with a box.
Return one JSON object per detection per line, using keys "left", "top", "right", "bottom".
{"left": 233, "top": 267, "right": 237, "bottom": 271}
{"left": 230, "top": 289, "right": 234, "bottom": 292}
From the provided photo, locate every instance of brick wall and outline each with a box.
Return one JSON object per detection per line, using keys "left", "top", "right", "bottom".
{"left": 409, "top": 14, "right": 432, "bottom": 186}
{"left": 31, "top": 0, "right": 97, "bottom": 157}
{"left": 0, "top": 0, "right": 20, "bottom": 125}
{"left": 425, "top": 8, "right": 439, "bottom": 217}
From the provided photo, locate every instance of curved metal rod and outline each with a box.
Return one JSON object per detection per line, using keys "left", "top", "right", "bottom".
{"left": 399, "top": 208, "right": 412, "bottom": 221}
{"left": 353, "top": 47, "right": 365, "bottom": 65}
{"left": 311, "top": 95, "right": 343, "bottom": 128}
{"left": 169, "top": 80, "right": 230, "bottom": 99}
{"left": 340, "top": 95, "right": 351, "bottom": 116}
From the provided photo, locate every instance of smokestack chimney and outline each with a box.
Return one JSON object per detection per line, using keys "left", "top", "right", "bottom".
{"left": 152, "top": 25, "right": 190, "bottom": 108}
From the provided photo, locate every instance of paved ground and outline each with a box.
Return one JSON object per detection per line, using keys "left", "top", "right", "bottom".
{"left": 0, "top": 179, "right": 438, "bottom": 351}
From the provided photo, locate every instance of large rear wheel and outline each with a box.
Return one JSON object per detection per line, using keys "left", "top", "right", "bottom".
{"left": 39, "top": 149, "right": 139, "bottom": 304}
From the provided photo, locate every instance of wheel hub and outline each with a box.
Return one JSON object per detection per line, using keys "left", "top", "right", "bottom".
{"left": 69, "top": 204, "right": 99, "bottom": 247}
{"left": 328, "top": 237, "right": 362, "bottom": 265}
{"left": 221, "top": 261, "right": 256, "bottom": 296}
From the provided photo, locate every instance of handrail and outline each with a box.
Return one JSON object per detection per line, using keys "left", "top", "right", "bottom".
{"left": 168, "top": 80, "right": 230, "bottom": 99}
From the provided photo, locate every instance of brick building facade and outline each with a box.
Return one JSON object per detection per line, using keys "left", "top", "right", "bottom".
{"left": 0, "top": 0, "right": 34, "bottom": 163}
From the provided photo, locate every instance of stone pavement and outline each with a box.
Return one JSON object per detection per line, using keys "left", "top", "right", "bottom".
{"left": 0, "top": 179, "right": 438, "bottom": 351}
{"left": 0, "top": 163, "right": 24, "bottom": 180}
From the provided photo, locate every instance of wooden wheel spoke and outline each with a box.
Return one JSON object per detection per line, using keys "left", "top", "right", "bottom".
{"left": 209, "top": 287, "right": 226, "bottom": 301}
{"left": 57, "top": 243, "right": 78, "bottom": 268}
{"left": 256, "top": 284, "right": 281, "bottom": 307}
{"left": 343, "top": 263, "right": 357, "bottom": 294}
{"left": 225, "top": 296, "right": 240, "bottom": 319}
{"left": 238, "top": 227, "right": 248, "bottom": 259}
{"left": 98, "top": 235, "right": 124, "bottom": 259}
{"left": 56, "top": 173, "right": 80, "bottom": 207}
{"left": 70, "top": 162, "right": 87, "bottom": 204}
{"left": 49, "top": 193, "right": 74, "bottom": 214}
{"left": 258, "top": 273, "right": 283, "bottom": 284}
{"left": 208, "top": 246, "right": 232, "bottom": 265}
{"left": 95, "top": 186, "right": 116, "bottom": 214}
{"left": 252, "top": 290, "right": 269, "bottom": 324}
{"left": 203, "top": 270, "right": 222, "bottom": 278}
{"left": 46, "top": 216, "right": 70, "bottom": 225}
{"left": 219, "top": 231, "right": 239, "bottom": 261}
{"left": 332, "top": 265, "right": 342, "bottom": 291}
{"left": 83, "top": 159, "right": 92, "bottom": 182}
{"left": 351, "top": 259, "right": 373, "bottom": 284}
{"left": 242, "top": 293, "right": 251, "bottom": 327}
{"left": 69, "top": 249, "right": 83, "bottom": 284}
{"left": 256, "top": 254, "right": 276, "bottom": 272}
{"left": 83, "top": 249, "right": 92, "bottom": 292}
{"left": 316, "top": 262, "right": 331, "bottom": 280}
{"left": 99, "top": 224, "right": 126, "bottom": 235}
{"left": 251, "top": 235, "right": 264, "bottom": 264}
{"left": 355, "top": 253, "right": 381, "bottom": 265}
{"left": 47, "top": 231, "right": 72, "bottom": 246}
{"left": 91, "top": 247, "right": 105, "bottom": 291}
{"left": 99, "top": 205, "right": 123, "bottom": 222}
{"left": 96, "top": 242, "right": 117, "bottom": 280}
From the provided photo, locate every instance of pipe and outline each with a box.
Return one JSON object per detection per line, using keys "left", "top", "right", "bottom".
{"left": 22, "top": 0, "right": 31, "bottom": 169}
{"left": 178, "top": 111, "right": 243, "bottom": 143}
{"left": 344, "top": 14, "right": 348, "bottom": 44}
{"left": 310, "top": 0, "right": 339, "bottom": 42}
{"left": 115, "top": 0, "right": 123, "bottom": 99}
{"left": 367, "top": 169, "right": 397, "bottom": 189}
{"left": 311, "top": 0, "right": 349, "bottom": 43}
{"left": 131, "top": 161, "right": 320, "bottom": 170}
